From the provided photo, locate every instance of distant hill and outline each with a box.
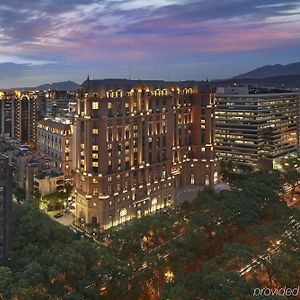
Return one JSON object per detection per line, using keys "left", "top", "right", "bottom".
{"left": 2, "top": 80, "right": 80, "bottom": 91}
{"left": 36, "top": 80, "right": 79, "bottom": 91}
{"left": 235, "top": 62, "right": 300, "bottom": 79}
{"left": 213, "top": 74, "right": 300, "bottom": 89}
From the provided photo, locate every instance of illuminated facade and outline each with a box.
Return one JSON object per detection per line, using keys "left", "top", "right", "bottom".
{"left": 215, "top": 90, "right": 300, "bottom": 169}
{"left": 74, "top": 79, "right": 219, "bottom": 230}
{"left": 0, "top": 91, "right": 37, "bottom": 147}
{"left": 0, "top": 154, "right": 12, "bottom": 260}
{"left": 37, "top": 119, "right": 73, "bottom": 178}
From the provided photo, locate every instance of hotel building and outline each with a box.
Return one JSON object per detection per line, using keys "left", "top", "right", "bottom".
{"left": 0, "top": 154, "right": 12, "bottom": 260}
{"left": 74, "top": 79, "right": 219, "bottom": 230}
{"left": 215, "top": 88, "right": 300, "bottom": 169}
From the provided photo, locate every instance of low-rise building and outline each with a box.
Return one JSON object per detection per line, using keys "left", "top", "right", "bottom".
{"left": 34, "top": 169, "right": 64, "bottom": 196}
{"left": 37, "top": 119, "right": 73, "bottom": 178}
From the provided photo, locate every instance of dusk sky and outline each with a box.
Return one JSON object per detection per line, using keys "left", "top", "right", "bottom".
{"left": 0, "top": 0, "right": 300, "bottom": 88}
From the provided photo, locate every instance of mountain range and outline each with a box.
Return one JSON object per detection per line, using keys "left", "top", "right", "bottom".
{"left": 234, "top": 62, "right": 300, "bottom": 79}
{"left": 2, "top": 62, "right": 300, "bottom": 91}
{"left": 36, "top": 80, "right": 80, "bottom": 91}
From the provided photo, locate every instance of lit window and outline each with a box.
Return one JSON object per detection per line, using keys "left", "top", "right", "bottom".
{"left": 120, "top": 208, "right": 128, "bottom": 223}
{"left": 92, "top": 162, "right": 98, "bottom": 167}
{"left": 92, "top": 128, "right": 98, "bottom": 134}
{"left": 92, "top": 102, "right": 99, "bottom": 110}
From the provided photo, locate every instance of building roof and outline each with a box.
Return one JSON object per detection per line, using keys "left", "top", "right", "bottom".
{"left": 38, "top": 119, "right": 71, "bottom": 132}
{"left": 80, "top": 79, "right": 211, "bottom": 93}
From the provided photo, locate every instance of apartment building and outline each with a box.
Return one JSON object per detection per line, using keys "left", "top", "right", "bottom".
{"left": 45, "top": 90, "right": 76, "bottom": 119}
{"left": 215, "top": 87, "right": 300, "bottom": 169}
{"left": 74, "top": 79, "right": 219, "bottom": 231}
{"left": 37, "top": 119, "right": 73, "bottom": 178}
{"left": 34, "top": 169, "right": 64, "bottom": 196}
{"left": 0, "top": 91, "right": 37, "bottom": 147}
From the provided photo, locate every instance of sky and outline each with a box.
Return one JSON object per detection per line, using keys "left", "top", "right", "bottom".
{"left": 0, "top": 0, "right": 300, "bottom": 88}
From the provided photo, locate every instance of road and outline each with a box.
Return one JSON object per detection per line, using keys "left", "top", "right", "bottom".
{"left": 52, "top": 212, "right": 74, "bottom": 226}
{"left": 239, "top": 215, "right": 300, "bottom": 277}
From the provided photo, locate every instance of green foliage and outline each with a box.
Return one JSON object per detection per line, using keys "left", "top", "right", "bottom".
{"left": 12, "top": 187, "right": 25, "bottom": 202}
{"left": 1, "top": 170, "right": 299, "bottom": 300}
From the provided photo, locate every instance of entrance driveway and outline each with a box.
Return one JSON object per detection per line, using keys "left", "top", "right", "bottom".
{"left": 174, "top": 182, "right": 231, "bottom": 205}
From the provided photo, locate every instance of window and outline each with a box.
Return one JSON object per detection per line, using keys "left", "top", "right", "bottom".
{"left": 151, "top": 198, "right": 158, "bottom": 213}
{"left": 214, "top": 171, "right": 218, "bottom": 184}
{"left": 120, "top": 208, "right": 128, "bottom": 224}
{"left": 190, "top": 174, "right": 195, "bottom": 185}
{"left": 92, "top": 102, "right": 99, "bottom": 110}
{"left": 92, "top": 128, "right": 98, "bottom": 134}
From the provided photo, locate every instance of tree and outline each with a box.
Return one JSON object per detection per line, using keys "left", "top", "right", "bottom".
{"left": 12, "top": 187, "right": 25, "bottom": 202}
{"left": 283, "top": 169, "right": 300, "bottom": 202}
{"left": 32, "top": 190, "right": 42, "bottom": 208}
{"left": 0, "top": 267, "right": 14, "bottom": 299}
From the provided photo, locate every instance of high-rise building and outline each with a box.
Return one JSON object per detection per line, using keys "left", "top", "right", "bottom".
{"left": 45, "top": 90, "right": 76, "bottom": 119}
{"left": 215, "top": 87, "right": 300, "bottom": 169}
{"left": 0, "top": 92, "right": 13, "bottom": 137}
{"left": 74, "top": 79, "right": 219, "bottom": 230}
{"left": 14, "top": 93, "right": 37, "bottom": 147}
{"left": 0, "top": 91, "right": 37, "bottom": 147}
{"left": 0, "top": 154, "right": 12, "bottom": 260}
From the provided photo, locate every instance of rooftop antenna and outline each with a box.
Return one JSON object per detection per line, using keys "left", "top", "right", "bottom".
{"left": 86, "top": 75, "right": 91, "bottom": 91}
{"left": 168, "top": 72, "right": 171, "bottom": 81}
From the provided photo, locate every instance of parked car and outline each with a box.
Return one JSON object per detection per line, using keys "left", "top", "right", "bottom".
{"left": 54, "top": 212, "right": 64, "bottom": 218}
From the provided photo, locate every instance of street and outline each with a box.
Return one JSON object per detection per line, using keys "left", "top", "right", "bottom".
{"left": 52, "top": 212, "right": 74, "bottom": 226}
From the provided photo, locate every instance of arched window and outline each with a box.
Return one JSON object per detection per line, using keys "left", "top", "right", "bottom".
{"left": 155, "top": 89, "right": 161, "bottom": 96}
{"left": 116, "top": 90, "right": 123, "bottom": 97}
{"left": 151, "top": 198, "right": 158, "bottom": 213}
{"left": 214, "top": 171, "right": 218, "bottom": 184}
{"left": 120, "top": 208, "right": 128, "bottom": 224}
{"left": 205, "top": 175, "right": 210, "bottom": 186}
{"left": 106, "top": 90, "right": 114, "bottom": 98}
{"left": 92, "top": 216, "right": 98, "bottom": 224}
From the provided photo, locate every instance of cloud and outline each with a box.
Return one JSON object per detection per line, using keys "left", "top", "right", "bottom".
{"left": 0, "top": 0, "right": 300, "bottom": 86}
{"left": 0, "top": 62, "right": 29, "bottom": 80}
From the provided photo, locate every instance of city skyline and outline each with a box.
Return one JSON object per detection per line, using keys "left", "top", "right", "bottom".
{"left": 0, "top": 0, "right": 300, "bottom": 88}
